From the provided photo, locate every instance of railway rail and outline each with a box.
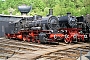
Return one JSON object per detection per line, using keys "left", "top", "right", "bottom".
{"left": 36, "top": 46, "right": 89, "bottom": 60}
{"left": 0, "top": 37, "right": 89, "bottom": 60}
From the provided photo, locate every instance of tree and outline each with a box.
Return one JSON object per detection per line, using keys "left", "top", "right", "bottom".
{"left": 0, "top": 0, "right": 90, "bottom": 16}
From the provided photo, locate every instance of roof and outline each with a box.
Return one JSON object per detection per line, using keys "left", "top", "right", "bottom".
{"left": 0, "top": 14, "right": 32, "bottom": 18}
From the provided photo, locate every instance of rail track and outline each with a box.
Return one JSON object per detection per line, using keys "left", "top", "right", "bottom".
{"left": 0, "top": 37, "right": 67, "bottom": 60}
{"left": 36, "top": 46, "right": 89, "bottom": 60}
{"left": 0, "top": 37, "right": 89, "bottom": 60}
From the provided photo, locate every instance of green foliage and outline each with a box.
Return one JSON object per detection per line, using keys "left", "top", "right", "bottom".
{"left": 0, "top": 0, "right": 90, "bottom": 16}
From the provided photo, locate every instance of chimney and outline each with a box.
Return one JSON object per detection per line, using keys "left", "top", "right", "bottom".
{"left": 18, "top": 5, "right": 31, "bottom": 16}
{"left": 67, "top": 12, "right": 71, "bottom": 17}
{"left": 49, "top": 9, "right": 53, "bottom": 15}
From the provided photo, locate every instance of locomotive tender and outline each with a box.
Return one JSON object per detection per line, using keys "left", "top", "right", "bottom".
{"left": 4, "top": 5, "right": 89, "bottom": 43}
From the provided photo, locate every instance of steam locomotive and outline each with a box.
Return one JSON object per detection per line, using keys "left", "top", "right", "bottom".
{"left": 4, "top": 5, "right": 89, "bottom": 43}
{"left": 58, "top": 13, "right": 89, "bottom": 43}
{"left": 5, "top": 5, "right": 65, "bottom": 43}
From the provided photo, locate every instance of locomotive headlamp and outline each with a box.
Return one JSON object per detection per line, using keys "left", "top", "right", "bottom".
{"left": 69, "top": 17, "right": 76, "bottom": 24}
{"left": 84, "top": 35, "right": 87, "bottom": 38}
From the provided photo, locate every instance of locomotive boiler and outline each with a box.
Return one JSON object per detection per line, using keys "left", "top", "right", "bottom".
{"left": 59, "top": 13, "right": 77, "bottom": 28}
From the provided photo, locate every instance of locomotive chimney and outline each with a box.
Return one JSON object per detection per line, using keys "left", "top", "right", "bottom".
{"left": 49, "top": 9, "right": 53, "bottom": 15}
{"left": 67, "top": 12, "right": 71, "bottom": 17}
{"left": 18, "top": 5, "right": 31, "bottom": 16}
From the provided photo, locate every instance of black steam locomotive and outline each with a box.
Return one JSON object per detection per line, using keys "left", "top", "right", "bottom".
{"left": 5, "top": 6, "right": 59, "bottom": 33}
{"left": 58, "top": 13, "right": 89, "bottom": 43}
{"left": 4, "top": 5, "right": 89, "bottom": 43}
{"left": 5, "top": 5, "right": 64, "bottom": 43}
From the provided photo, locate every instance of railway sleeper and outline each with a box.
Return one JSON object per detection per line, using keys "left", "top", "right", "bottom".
{"left": 0, "top": 43, "right": 43, "bottom": 51}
